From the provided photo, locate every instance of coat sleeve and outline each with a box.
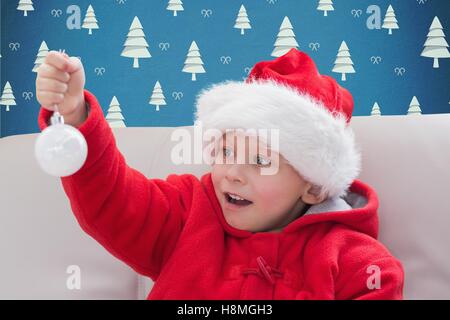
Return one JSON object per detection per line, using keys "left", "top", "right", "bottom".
{"left": 37, "top": 89, "right": 194, "bottom": 281}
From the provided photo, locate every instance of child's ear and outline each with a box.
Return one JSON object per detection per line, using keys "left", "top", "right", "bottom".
{"left": 301, "top": 183, "right": 327, "bottom": 205}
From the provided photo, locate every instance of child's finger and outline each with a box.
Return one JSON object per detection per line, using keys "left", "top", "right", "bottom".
{"left": 36, "top": 90, "right": 65, "bottom": 107}
{"left": 37, "top": 78, "right": 68, "bottom": 94}
{"left": 65, "top": 56, "right": 83, "bottom": 74}
{"left": 44, "top": 51, "right": 70, "bottom": 72}
{"left": 37, "top": 64, "right": 71, "bottom": 83}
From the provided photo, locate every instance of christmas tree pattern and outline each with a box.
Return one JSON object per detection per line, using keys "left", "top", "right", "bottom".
{"left": 370, "top": 102, "right": 381, "bottom": 116}
{"left": 182, "top": 41, "right": 206, "bottom": 81}
{"left": 121, "top": 16, "right": 151, "bottom": 68}
{"left": 17, "top": 0, "right": 34, "bottom": 17}
{"left": 82, "top": 5, "right": 99, "bottom": 35}
{"left": 272, "top": 16, "right": 299, "bottom": 57}
{"left": 32, "top": 41, "right": 49, "bottom": 73}
{"left": 167, "top": 0, "right": 184, "bottom": 17}
{"left": 332, "top": 41, "right": 355, "bottom": 81}
{"left": 317, "top": 0, "right": 334, "bottom": 17}
{"left": 382, "top": 5, "right": 399, "bottom": 35}
{"left": 234, "top": 5, "right": 251, "bottom": 35}
{"left": 407, "top": 96, "right": 422, "bottom": 115}
{"left": 105, "top": 96, "right": 126, "bottom": 128}
{"left": 1, "top": 0, "right": 448, "bottom": 134}
{"left": 149, "top": 81, "right": 167, "bottom": 112}
{"left": 0, "top": 82, "right": 17, "bottom": 112}
{"left": 421, "top": 16, "right": 450, "bottom": 69}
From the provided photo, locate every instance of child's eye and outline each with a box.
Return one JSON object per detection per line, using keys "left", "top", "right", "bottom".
{"left": 255, "top": 154, "right": 271, "bottom": 167}
{"left": 222, "top": 147, "right": 233, "bottom": 158}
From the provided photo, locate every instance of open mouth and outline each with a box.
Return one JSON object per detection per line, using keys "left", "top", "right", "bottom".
{"left": 224, "top": 192, "right": 253, "bottom": 207}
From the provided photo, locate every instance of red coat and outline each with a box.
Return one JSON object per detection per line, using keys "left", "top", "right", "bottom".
{"left": 38, "top": 90, "right": 404, "bottom": 300}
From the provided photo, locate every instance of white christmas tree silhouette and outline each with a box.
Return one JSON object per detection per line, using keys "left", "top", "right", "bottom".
{"left": 421, "top": 16, "right": 450, "bottom": 69}
{"left": 0, "top": 82, "right": 17, "bottom": 112}
{"left": 332, "top": 41, "right": 355, "bottom": 81}
{"left": 182, "top": 41, "right": 206, "bottom": 81}
{"left": 17, "top": 0, "right": 34, "bottom": 17}
{"left": 105, "top": 96, "right": 126, "bottom": 128}
{"left": 271, "top": 16, "right": 299, "bottom": 57}
{"left": 407, "top": 96, "right": 422, "bottom": 115}
{"left": 382, "top": 5, "right": 399, "bottom": 35}
{"left": 32, "top": 41, "right": 49, "bottom": 73}
{"left": 317, "top": 0, "right": 334, "bottom": 17}
{"left": 121, "top": 16, "right": 151, "bottom": 68}
{"left": 370, "top": 102, "right": 381, "bottom": 116}
{"left": 149, "top": 81, "right": 167, "bottom": 112}
{"left": 167, "top": 0, "right": 184, "bottom": 17}
{"left": 234, "top": 5, "right": 251, "bottom": 35}
{"left": 82, "top": 5, "right": 99, "bottom": 35}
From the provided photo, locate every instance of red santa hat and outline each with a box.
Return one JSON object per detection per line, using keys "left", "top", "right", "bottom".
{"left": 194, "top": 48, "right": 361, "bottom": 199}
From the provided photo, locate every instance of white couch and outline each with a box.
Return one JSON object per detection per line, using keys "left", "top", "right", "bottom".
{"left": 1, "top": 114, "right": 450, "bottom": 299}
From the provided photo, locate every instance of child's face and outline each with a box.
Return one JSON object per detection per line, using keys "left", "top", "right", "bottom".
{"left": 211, "top": 131, "right": 319, "bottom": 233}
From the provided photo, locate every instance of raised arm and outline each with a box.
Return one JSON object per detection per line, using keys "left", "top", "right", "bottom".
{"left": 37, "top": 89, "right": 193, "bottom": 280}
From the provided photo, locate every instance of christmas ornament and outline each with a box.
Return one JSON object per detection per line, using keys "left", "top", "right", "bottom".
{"left": 35, "top": 104, "right": 87, "bottom": 177}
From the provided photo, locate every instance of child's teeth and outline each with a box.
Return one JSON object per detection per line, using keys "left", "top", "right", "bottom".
{"left": 229, "top": 193, "right": 244, "bottom": 201}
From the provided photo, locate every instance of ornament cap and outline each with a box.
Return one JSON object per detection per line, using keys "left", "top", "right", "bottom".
{"left": 50, "top": 111, "right": 65, "bottom": 125}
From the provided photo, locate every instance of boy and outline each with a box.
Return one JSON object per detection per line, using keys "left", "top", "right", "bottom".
{"left": 36, "top": 48, "right": 404, "bottom": 299}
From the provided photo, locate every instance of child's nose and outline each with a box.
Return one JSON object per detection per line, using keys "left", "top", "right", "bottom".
{"left": 225, "top": 165, "right": 246, "bottom": 184}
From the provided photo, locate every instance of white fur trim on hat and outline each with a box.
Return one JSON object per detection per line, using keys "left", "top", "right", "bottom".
{"left": 194, "top": 79, "right": 362, "bottom": 199}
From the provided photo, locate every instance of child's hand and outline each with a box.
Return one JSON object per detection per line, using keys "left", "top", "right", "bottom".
{"left": 36, "top": 50, "right": 86, "bottom": 124}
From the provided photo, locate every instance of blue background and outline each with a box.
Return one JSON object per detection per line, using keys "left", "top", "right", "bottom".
{"left": 1, "top": 0, "right": 449, "bottom": 138}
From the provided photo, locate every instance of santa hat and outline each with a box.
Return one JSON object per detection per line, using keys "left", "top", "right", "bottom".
{"left": 194, "top": 48, "right": 361, "bottom": 199}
